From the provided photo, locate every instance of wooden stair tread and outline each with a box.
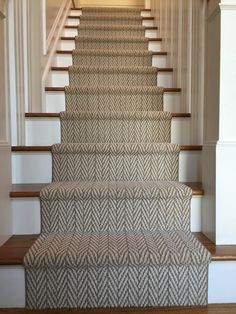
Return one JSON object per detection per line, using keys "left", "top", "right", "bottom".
{"left": 25, "top": 112, "right": 190, "bottom": 118}
{"left": 60, "top": 36, "right": 161, "bottom": 41}
{"left": 56, "top": 49, "right": 167, "bottom": 55}
{"left": 51, "top": 66, "right": 171, "bottom": 72}
{"left": 65, "top": 25, "right": 158, "bottom": 30}
{"left": 45, "top": 86, "right": 181, "bottom": 92}
{"left": 70, "top": 8, "right": 152, "bottom": 12}
{"left": 1, "top": 232, "right": 236, "bottom": 266}
{"left": 10, "top": 182, "right": 204, "bottom": 197}
{"left": 68, "top": 15, "right": 154, "bottom": 20}
{"left": 0, "top": 235, "right": 38, "bottom": 265}
{"left": 11, "top": 145, "right": 202, "bottom": 152}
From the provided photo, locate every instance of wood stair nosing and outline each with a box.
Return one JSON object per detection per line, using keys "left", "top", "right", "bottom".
{"left": 25, "top": 113, "right": 191, "bottom": 118}
{"left": 9, "top": 182, "right": 204, "bottom": 198}
{"left": 56, "top": 50, "right": 167, "bottom": 56}
{"left": 11, "top": 145, "right": 203, "bottom": 152}
{"left": 45, "top": 86, "right": 182, "bottom": 93}
{"left": 60, "top": 36, "right": 162, "bottom": 41}
{"left": 67, "top": 15, "right": 154, "bottom": 20}
{"left": 70, "top": 8, "right": 152, "bottom": 12}
{"left": 1, "top": 232, "right": 236, "bottom": 266}
{"left": 50, "top": 66, "right": 172, "bottom": 72}
{"left": 64, "top": 25, "right": 158, "bottom": 30}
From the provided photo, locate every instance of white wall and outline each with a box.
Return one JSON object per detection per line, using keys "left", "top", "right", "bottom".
{"left": 0, "top": 0, "right": 12, "bottom": 246}
{"left": 46, "top": 0, "right": 64, "bottom": 37}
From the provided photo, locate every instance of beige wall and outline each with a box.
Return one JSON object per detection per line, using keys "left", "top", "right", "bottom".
{"left": 46, "top": 0, "right": 64, "bottom": 37}
{"left": 78, "top": 0, "right": 144, "bottom": 7}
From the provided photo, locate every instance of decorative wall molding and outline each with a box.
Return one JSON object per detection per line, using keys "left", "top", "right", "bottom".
{"left": 150, "top": 0, "right": 206, "bottom": 144}
{"left": 13, "top": 0, "right": 26, "bottom": 145}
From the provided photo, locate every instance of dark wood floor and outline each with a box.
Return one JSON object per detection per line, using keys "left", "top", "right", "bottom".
{"left": 1, "top": 305, "right": 236, "bottom": 314}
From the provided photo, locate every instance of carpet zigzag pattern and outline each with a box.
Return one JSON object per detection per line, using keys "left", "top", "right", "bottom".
{"left": 24, "top": 6, "right": 211, "bottom": 309}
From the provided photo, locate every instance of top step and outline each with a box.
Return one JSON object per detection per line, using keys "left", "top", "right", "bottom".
{"left": 80, "top": 7, "right": 146, "bottom": 15}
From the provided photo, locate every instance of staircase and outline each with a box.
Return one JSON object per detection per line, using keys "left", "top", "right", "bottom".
{"left": 2, "top": 4, "right": 228, "bottom": 310}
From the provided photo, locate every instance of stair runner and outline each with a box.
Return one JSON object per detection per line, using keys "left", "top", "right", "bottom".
{"left": 24, "top": 7, "right": 211, "bottom": 309}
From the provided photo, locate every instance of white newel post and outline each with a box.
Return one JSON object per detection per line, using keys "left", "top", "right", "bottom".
{"left": 202, "top": 0, "right": 236, "bottom": 244}
{"left": 215, "top": 1, "right": 236, "bottom": 244}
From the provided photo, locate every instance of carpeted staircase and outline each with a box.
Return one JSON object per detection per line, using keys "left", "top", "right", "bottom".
{"left": 24, "top": 6, "right": 211, "bottom": 309}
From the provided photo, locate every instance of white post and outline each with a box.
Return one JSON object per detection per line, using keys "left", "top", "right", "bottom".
{"left": 215, "top": 1, "right": 236, "bottom": 244}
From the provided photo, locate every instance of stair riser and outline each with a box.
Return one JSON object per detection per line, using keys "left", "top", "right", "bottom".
{"left": 66, "top": 18, "right": 154, "bottom": 27}
{"left": 54, "top": 53, "right": 167, "bottom": 68}
{"left": 47, "top": 71, "right": 173, "bottom": 88}
{"left": 11, "top": 196, "right": 202, "bottom": 235}
{"left": 63, "top": 28, "right": 158, "bottom": 38}
{"left": 45, "top": 91, "right": 181, "bottom": 114}
{"left": 69, "top": 10, "right": 152, "bottom": 18}
{"left": 1, "top": 261, "right": 235, "bottom": 307}
{"left": 25, "top": 117, "right": 191, "bottom": 146}
{"left": 11, "top": 151, "right": 202, "bottom": 183}
{"left": 58, "top": 39, "right": 161, "bottom": 51}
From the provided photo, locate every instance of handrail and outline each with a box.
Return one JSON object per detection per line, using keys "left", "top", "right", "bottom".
{"left": 71, "top": 0, "right": 76, "bottom": 8}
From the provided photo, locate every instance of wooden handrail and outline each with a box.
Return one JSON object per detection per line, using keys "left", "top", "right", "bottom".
{"left": 71, "top": 0, "right": 76, "bottom": 8}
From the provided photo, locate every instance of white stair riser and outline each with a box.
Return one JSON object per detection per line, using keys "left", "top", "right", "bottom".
{"left": 12, "top": 198, "right": 41, "bottom": 235}
{"left": 11, "top": 151, "right": 202, "bottom": 184}
{"left": 54, "top": 53, "right": 167, "bottom": 68}
{"left": 25, "top": 117, "right": 191, "bottom": 146}
{"left": 57, "top": 39, "right": 162, "bottom": 51}
{"left": 1, "top": 261, "right": 235, "bottom": 307}
{"left": 45, "top": 91, "right": 182, "bottom": 113}
{"left": 11, "top": 196, "right": 202, "bottom": 235}
{"left": 62, "top": 28, "right": 158, "bottom": 38}
{"left": 65, "top": 18, "right": 154, "bottom": 27}
{"left": 68, "top": 10, "right": 152, "bottom": 17}
{"left": 47, "top": 70, "right": 173, "bottom": 88}
{"left": 0, "top": 266, "right": 25, "bottom": 308}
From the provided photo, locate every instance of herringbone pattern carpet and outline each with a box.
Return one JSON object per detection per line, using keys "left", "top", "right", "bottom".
{"left": 24, "top": 6, "right": 211, "bottom": 309}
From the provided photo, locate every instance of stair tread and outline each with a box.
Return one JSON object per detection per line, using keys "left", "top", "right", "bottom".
{"left": 45, "top": 86, "right": 180, "bottom": 92}
{"left": 65, "top": 25, "right": 157, "bottom": 29}
{"left": 25, "top": 112, "right": 190, "bottom": 118}
{"left": 10, "top": 182, "right": 204, "bottom": 197}
{"left": 51, "top": 66, "right": 172, "bottom": 72}
{"left": 60, "top": 36, "right": 161, "bottom": 41}
{"left": 68, "top": 15, "right": 154, "bottom": 20}
{"left": 1, "top": 232, "right": 235, "bottom": 265}
{"left": 56, "top": 49, "right": 167, "bottom": 55}
{"left": 70, "top": 8, "right": 152, "bottom": 11}
{"left": 11, "top": 145, "right": 202, "bottom": 151}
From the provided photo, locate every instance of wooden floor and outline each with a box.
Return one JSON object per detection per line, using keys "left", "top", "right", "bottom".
{"left": 1, "top": 304, "right": 236, "bottom": 314}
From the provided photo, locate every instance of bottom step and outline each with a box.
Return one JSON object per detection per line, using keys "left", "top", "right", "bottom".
{"left": 0, "top": 233, "right": 236, "bottom": 307}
